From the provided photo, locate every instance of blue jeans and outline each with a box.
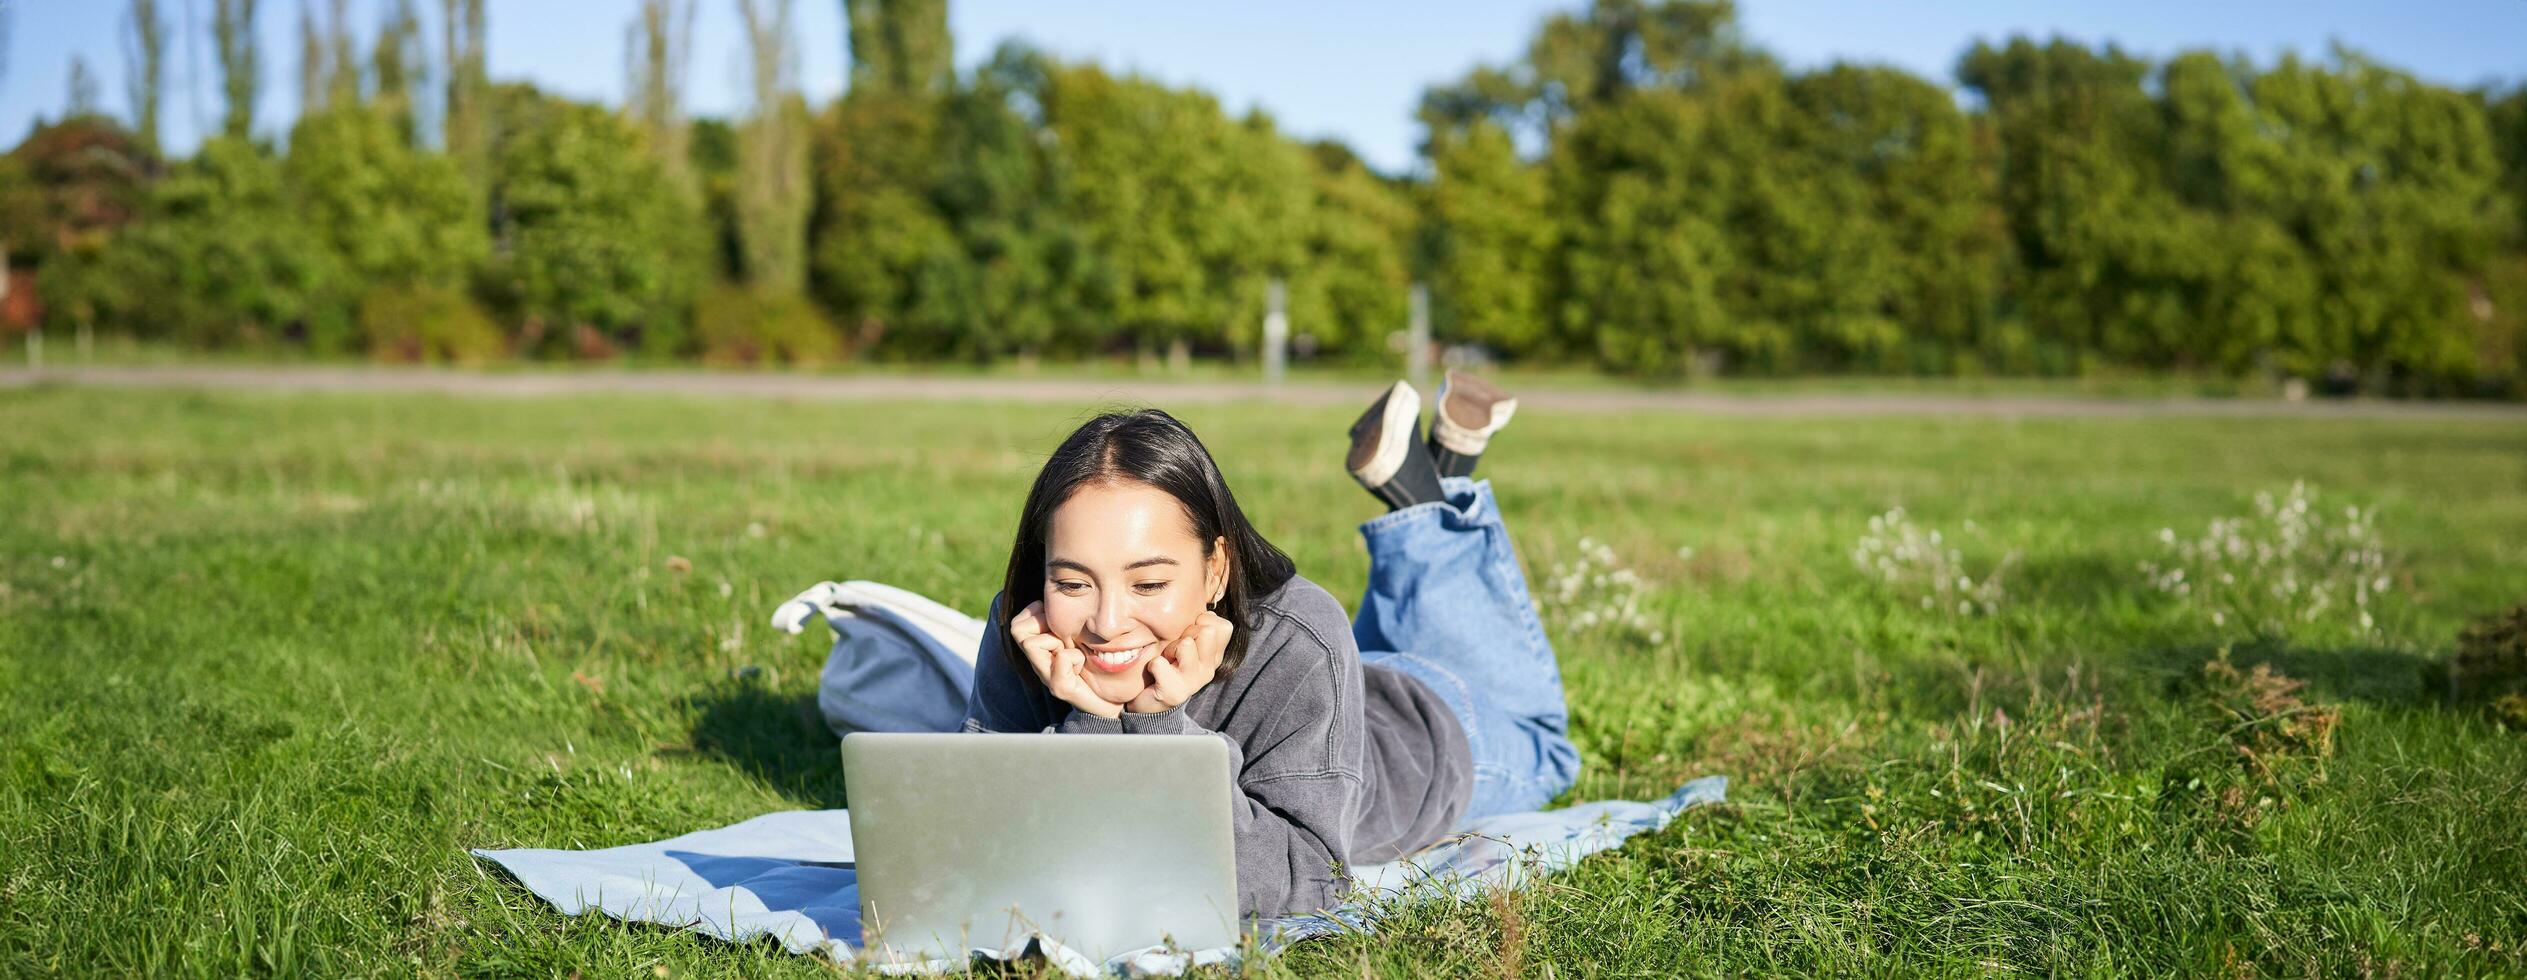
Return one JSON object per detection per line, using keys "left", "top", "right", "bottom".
{"left": 1353, "top": 477, "right": 1582, "bottom": 821}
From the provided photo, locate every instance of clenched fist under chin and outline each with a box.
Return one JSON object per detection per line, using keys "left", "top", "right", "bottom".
{"left": 1126, "top": 610, "right": 1232, "bottom": 716}
{"left": 1008, "top": 600, "right": 1130, "bottom": 719}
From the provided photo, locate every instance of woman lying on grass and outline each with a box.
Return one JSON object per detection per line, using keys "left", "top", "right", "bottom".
{"left": 962, "top": 372, "right": 1583, "bottom": 918}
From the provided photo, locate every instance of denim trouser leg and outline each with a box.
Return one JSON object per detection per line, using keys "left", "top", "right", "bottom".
{"left": 1353, "top": 477, "right": 1581, "bottom": 820}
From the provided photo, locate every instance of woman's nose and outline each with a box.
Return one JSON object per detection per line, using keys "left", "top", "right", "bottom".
{"left": 1093, "top": 593, "right": 1131, "bottom": 637}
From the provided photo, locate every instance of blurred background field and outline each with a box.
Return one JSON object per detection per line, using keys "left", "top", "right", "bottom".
{"left": 2, "top": 384, "right": 2523, "bottom": 975}
{"left": 5, "top": 0, "right": 2527, "bottom": 396}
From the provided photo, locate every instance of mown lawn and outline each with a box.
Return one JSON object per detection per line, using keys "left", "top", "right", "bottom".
{"left": 2, "top": 384, "right": 2522, "bottom": 977}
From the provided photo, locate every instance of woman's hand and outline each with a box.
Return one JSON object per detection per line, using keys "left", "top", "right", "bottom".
{"left": 1128, "top": 610, "right": 1232, "bottom": 715}
{"left": 1010, "top": 600, "right": 1126, "bottom": 720}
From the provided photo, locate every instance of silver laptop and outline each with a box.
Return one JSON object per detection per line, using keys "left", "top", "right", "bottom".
{"left": 839, "top": 732, "right": 1242, "bottom": 965}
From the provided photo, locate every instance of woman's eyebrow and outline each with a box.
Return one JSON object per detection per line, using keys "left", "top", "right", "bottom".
{"left": 1045, "top": 556, "right": 1178, "bottom": 574}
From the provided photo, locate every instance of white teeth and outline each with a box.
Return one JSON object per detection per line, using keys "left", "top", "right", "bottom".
{"left": 1090, "top": 643, "right": 1152, "bottom": 666}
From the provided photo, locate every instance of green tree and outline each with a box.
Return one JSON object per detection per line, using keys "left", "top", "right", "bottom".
{"left": 735, "top": 0, "right": 810, "bottom": 294}
{"left": 213, "top": 0, "right": 261, "bottom": 141}
{"left": 123, "top": 0, "right": 167, "bottom": 157}
{"left": 2240, "top": 50, "right": 2502, "bottom": 386}
{"left": 1547, "top": 89, "right": 1732, "bottom": 373}
{"left": 833, "top": 44, "right": 1100, "bottom": 359}
{"left": 1781, "top": 63, "right": 2001, "bottom": 370}
{"left": 1201, "top": 111, "right": 1314, "bottom": 358}
{"left": 1289, "top": 141, "right": 1412, "bottom": 358}
{"left": 929, "top": 48, "right": 1097, "bottom": 358}
{"left": 14, "top": 117, "right": 151, "bottom": 335}
{"left": 1959, "top": 38, "right": 2172, "bottom": 372}
{"left": 487, "top": 89, "right": 705, "bottom": 356}
{"left": 70, "top": 138, "right": 340, "bottom": 346}
{"left": 1433, "top": 0, "right": 1897, "bottom": 374}
{"left": 297, "top": 1, "right": 323, "bottom": 113}
{"left": 810, "top": 0, "right": 970, "bottom": 356}
{"left": 5, "top": 118, "right": 147, "bottom": 261}
{"left": 687, "top": 116, "right": 746, "bottom": 280}
{"left": 285, "top": 103, "right": 487, "bottom": 350}
{"left": 2490, "top": 87, "right": 2527, "bottom": 239}
{"left": 1039, "top": 61, "right": 1312, "bottom": 358}
{"left": 326, "top": 0, "right": 358, "bottom": 108}
{"left": 844, "top": 0, "right": 951, "bottom": 97}
{"left": 1524, "top": 0, "right": 1755, "bottom": 124}
{"left": 1422, "top": 119, "right": 1552, "bottom": 356}
{"left": 624, "top": 0, "right": 694, "bottom": 191}
{"left": 810, "top": 86, "right": 957, "bottom": 352}
{"left": 1688, "top": 63, "right": 1852, "bottom": 372}
{"left": 371, "top": 0, "right": 427, "bottom": 144}
{"left": 297, "top": 0, "right": 359, "bottom": 114}
{"left": 0, "top": 155, "right": 28, "bottom": 332}
{"left": 442, "top": 0, "right": 489, "bottom": 187}
{"left": 2142, "top": 51, "right": 2308, "bottom": 372}
{"left": 2485, "top": 87, "right": 2527, "bottom": 387}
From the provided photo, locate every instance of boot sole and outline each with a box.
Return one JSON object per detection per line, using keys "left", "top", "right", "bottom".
{"left": 1347, "top": 381, "right": 1420, "bottom": 487}
{"left": 1431, "top": 370, "right": 1516, "bottom": 455}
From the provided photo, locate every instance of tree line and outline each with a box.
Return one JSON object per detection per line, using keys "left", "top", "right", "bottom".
{"left": 3, "top": 0, "right": 2524, "bottom": 394}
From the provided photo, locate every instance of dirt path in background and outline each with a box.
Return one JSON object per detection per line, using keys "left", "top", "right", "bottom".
{"left": 5, "top": 365, "right": 2523, "bottom": 420}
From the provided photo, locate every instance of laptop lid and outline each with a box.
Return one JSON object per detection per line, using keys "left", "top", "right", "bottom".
{"left": 840, "top": 732, "right": 1242, "bottom": 964}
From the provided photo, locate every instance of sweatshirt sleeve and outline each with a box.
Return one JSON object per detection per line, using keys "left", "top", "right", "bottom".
{"left": 1115, "top": 656, "right": 1361, "bottom": 919}
{"left": 962, "top": 592, "right": 1052, "bottom": 733}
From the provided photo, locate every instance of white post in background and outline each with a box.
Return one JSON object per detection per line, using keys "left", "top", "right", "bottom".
{"left": 1406, "top": 281, "right": 1431, "bottom": 390}
{"left": 1262, "top": 278, "right": 1288, "bottom": 385}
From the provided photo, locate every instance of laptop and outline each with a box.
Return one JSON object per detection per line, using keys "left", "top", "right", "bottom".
{"left": 839, "top": 732, "right": 1243, "bottom": 965}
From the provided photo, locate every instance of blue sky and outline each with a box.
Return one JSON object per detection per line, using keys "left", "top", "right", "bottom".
{"left": 4, "top": 0, "right": 2523, "bottom": 174}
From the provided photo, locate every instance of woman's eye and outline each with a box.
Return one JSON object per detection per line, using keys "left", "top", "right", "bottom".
{"left": 1053, "top": 581, "right": 1089, "bottom": 596}
{"left": 1133, "top": 581, "right": 1169, "bottom": 595}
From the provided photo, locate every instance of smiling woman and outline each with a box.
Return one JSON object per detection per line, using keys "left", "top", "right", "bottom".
{"left": 961, "top": 395, "right": 1582, "bottom": 920}
{"left": 1030, "top": 480, "right": 1233, "bottom": 711}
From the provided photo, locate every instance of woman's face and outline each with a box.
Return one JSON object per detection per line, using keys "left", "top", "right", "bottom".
{"left": 1042, "top": 481, "right": 1228, "bottom": 706}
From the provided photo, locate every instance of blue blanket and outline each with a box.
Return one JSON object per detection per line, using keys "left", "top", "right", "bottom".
{"left": 472, "top": 775, "right": 1724, "bottom": 976}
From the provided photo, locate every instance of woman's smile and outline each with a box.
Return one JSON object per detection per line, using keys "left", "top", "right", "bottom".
{"left": 1083, "top": 639, "right": 1162, "bottom": 673}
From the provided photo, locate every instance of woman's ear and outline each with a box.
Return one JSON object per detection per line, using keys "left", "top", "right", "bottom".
{"left": 1206, "top": 535, "right": 1230, "bottom": 606}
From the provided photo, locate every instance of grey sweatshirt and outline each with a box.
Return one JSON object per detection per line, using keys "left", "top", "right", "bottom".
{"left": 961, "top": 575, "right": 1475, "bottom": 918}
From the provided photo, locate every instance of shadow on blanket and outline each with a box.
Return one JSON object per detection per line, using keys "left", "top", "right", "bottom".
{"left": 682, "top": 679, "right": 849, "bottom": 809}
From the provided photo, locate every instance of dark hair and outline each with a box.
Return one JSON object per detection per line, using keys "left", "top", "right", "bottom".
{"left": 998, "top": 408, "right": 1296, "bottom": 681}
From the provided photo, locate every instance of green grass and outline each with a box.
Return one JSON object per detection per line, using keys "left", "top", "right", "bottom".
{"left": 15, "top": 335, "right": 2319, "bottom": 400}
{"left": 2, "top": 384, "right": 2523, "bottom": 977}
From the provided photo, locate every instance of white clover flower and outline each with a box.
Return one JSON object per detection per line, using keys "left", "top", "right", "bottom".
{"left": 2145, "top": 482, "right": 2392, "bottom": 637}
{"left": 1855, "top": 507, "right": 2011, "bottom": 618}
{"left": 1542, "top": 536, "right": 1664, "bottom": 645}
